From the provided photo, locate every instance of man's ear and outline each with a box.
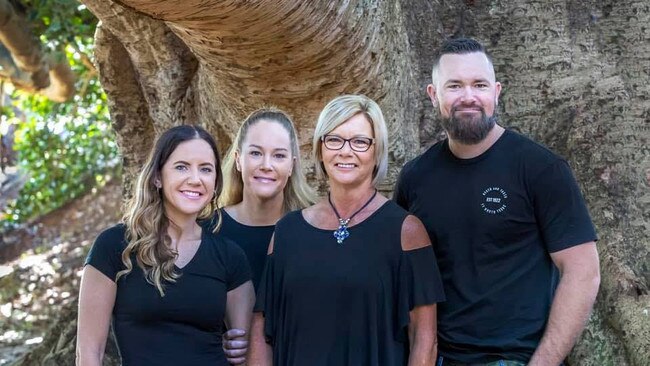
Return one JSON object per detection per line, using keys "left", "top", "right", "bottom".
{"left": 494, "top": 81, "right": 502, "bottom": 106}
{"left": 426, "top": 84, "right": 438, "bottom": 107}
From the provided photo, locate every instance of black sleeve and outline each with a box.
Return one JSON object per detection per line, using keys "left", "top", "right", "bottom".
{"left": 395, "top": 246, "right": 446, "bottom": 341}
{"left": 254, "top": 254, "right": 277, "bottom": 345}
{"left": 84, "top": 225, "right": 127, "bottom": 282}
{"left": 224, "top": 239, "right": 252, "bottom": 291}
{"left": 532, "top": 160, "right": 598, "bottom": 253}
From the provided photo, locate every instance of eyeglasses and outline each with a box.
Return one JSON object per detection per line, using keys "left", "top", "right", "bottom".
{"left": 321, "top": 134, "right": 374, "bottom": 152}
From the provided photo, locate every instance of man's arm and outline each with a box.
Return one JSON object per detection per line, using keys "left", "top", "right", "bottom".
{"left": 528, "top": 242, "right": 600, "bottom": 366}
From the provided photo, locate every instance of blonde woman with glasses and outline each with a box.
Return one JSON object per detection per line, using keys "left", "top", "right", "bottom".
{"left": 250, "top": 95, "right": 446, "bottom": 366}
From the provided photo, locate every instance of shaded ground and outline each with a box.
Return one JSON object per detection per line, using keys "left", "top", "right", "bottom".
{"left": 0, "top": 181, "right": 121, "bottom": 365}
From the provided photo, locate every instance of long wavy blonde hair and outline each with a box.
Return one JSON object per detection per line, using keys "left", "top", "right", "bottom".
{"left": 220, "top": 108, "right": 315, "bottom": 212}
{"left": 118, "top": 125, "right": 223, "bottom": 296}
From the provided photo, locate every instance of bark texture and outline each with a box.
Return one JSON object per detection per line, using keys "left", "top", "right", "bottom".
{"left": 22, "top": 0, "right": 648, "bottom": 365}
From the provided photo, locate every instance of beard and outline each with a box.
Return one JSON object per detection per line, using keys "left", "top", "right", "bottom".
{"left": 440, "top": 105, "right": 497, "bottom": 145}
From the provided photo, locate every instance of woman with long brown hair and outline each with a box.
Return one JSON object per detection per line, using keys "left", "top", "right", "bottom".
{"left": 76, "top": 125, "right": 254, "bottom": 366}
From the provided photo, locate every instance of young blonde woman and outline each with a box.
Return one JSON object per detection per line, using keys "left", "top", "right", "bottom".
{"left": 214, "top": 108, "right": 315, "bottom": 364}
{"left": 77, "top": 125, "right": 254, "bottom": 366}
{"left": 251, "top": 95, "right": 446, "bottom": 365}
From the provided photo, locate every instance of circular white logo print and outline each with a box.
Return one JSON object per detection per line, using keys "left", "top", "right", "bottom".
{"left": 481, "top": 187, "right": 508, "bottom": 214}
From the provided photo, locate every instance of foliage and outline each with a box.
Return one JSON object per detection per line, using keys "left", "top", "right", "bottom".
{"left": 22, "top": 0, "right": 97, "bottom": 53}
{"left": 0, "top": 1, "right": 120, "bottom": 228}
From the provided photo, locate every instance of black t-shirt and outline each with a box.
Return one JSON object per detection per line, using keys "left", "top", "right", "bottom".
{"left": 256, "top": 200, "right": 446, "bottom": 366}
{"left": 394, "top": 130, "right": 597, "bottom": 363}
{"left": 85, "top": 224, "right": 251, "bottom": 366}
{"left": 217, "top": 209, "right": 274, "bottom": 292}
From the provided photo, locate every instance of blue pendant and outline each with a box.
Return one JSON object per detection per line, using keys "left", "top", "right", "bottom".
{"left": 333, "top": 219, "right": 350, "bottom": 244}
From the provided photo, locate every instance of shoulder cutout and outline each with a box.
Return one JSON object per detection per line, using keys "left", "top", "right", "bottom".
{"left": 400, "top": 215, "right": 431, "bottom": 251}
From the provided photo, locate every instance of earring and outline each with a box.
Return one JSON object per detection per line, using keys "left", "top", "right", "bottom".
{"left": 153, "top": 180, "right": 162, "bottom": 195}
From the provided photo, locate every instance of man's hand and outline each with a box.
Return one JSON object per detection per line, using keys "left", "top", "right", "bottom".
{"left": 223, "top": 328, "right": 249, "bottom": 365}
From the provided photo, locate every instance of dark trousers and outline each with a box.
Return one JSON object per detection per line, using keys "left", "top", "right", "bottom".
{"left": 436, "top": 357, "right": 527, "bottom": 366}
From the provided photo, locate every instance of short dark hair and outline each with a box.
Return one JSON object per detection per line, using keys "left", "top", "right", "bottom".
{"left": 431, "top": 38, "right": 493, "bottom": 80}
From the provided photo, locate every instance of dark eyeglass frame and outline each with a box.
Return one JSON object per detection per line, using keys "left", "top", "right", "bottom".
{"left": 321, "top": 134, "right": 375, "bottom": 152}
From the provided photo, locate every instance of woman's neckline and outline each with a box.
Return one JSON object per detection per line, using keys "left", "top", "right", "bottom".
{"left": 223, "top": 207, "right": 276, "bottom": 229}
{"left": 298, "top": 199, "right": 391, "bottom": 233}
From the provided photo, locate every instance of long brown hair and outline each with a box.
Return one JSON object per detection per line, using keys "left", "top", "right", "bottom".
{"left": 119, "top": 125, "right": 222, "bottom": 296}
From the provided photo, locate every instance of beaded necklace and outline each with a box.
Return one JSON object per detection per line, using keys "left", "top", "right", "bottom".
{"left": 327, "top": 189, "right": 378, "bottom": 244}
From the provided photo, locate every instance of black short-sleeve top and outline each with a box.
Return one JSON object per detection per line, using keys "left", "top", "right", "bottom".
{"left": 256, "top": 200, "right": 445, "bottom": 366}
{"left": 85, "top": 224, "right": 251, "bottom": 366}
{"left": 393, "top": 130, "right": 598, "bottom": 362}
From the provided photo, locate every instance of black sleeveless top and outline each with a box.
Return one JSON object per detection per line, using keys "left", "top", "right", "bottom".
{"left": 218, "top": 209, "right": 275, "bottom": 291}
{"left": 256, "top": 200, "right": 445, "bottom": 366}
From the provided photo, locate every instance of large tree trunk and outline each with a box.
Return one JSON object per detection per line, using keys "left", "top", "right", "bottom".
{"left": 21, "top": 0, "right": 648, "bottom": 364}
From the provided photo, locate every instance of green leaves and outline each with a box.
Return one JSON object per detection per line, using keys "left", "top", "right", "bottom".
{"left": 22, "top": 0, "right": 97, "bottom": 53}
{"left": 0, "top": 0, "right": 119, "bottom": 228}
{"left": 3, "top": 92, "right": 119, "bottom": 225}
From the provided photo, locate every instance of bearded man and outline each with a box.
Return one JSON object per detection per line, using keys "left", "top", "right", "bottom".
{"left": 394, "top": 38, "right": 600, "bottom": 366}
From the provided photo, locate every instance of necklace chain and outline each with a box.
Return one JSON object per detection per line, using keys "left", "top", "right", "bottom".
{"left": 327, "top": 189, "right": 377, "bottom": 244}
